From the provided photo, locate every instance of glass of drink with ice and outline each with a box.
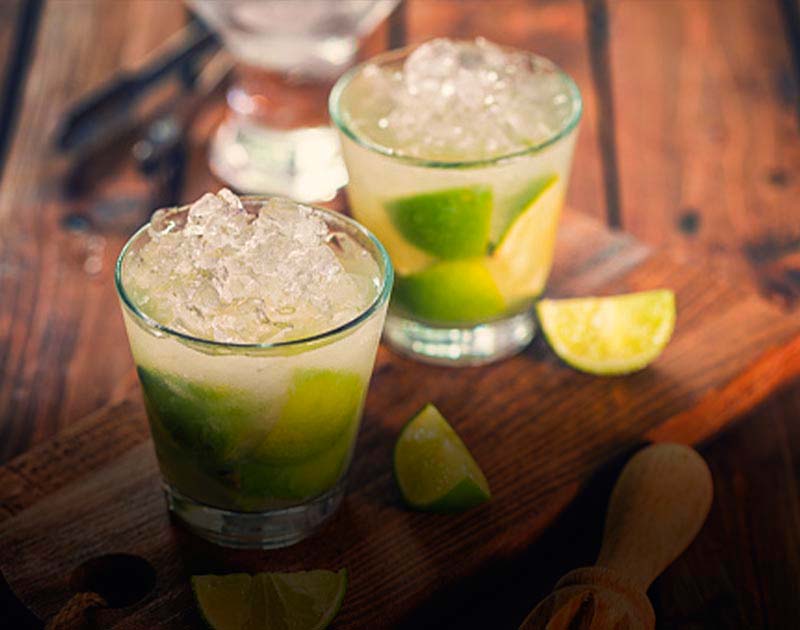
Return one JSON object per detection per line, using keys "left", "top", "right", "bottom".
{"left": 187, "top": 0, "right": 399, "bottom": 202}
{"left": 330, "top": 38, "right": 582, "bottom": 365}
{"left": 115, "top": 190, "right": 392, "bottom": 548}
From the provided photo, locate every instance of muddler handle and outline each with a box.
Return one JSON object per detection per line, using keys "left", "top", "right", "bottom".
{"left": 595, "top": 443, "right": 713, "bottom": 592}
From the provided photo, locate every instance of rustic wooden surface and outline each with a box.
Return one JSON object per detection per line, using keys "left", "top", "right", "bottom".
{"left": 3, "top": 210, "right": 799, "bottom": 629}
{"left": 0, "top": 0, "right": 799, "bottom": 628}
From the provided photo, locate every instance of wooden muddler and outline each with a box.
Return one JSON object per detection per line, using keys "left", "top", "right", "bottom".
{"left": 520, "top": 443, "right": 713, "bottom": 629}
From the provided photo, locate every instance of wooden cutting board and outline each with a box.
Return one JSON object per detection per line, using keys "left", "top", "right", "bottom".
{"left": 2, "top": 211, "right": 799, "bottom": 629}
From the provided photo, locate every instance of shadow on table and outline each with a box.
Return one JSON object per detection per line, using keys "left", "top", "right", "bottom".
{"left": 395, "top": 443, "right": 644, "bottom": 629}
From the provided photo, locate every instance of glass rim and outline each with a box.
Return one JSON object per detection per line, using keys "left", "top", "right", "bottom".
{"left": 114, "top": 196, "right": 394, "bottom": 351}
{"left": 329, "top": 42, "right": 583, "bottom": 169}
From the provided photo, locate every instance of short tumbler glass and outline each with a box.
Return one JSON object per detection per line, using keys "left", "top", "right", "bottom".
{"left": 330, "top": 45, "right": 582, "bottom": 365}
{"left": 115, "top": 199, "right": 392, "bottom": 549}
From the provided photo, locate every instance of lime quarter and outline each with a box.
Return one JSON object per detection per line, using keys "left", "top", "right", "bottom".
{"left": 394, "top": 404, "right": 490, "bottom": 512}
{"left": 392, "top": 258, "right": 506, "bottom": 324}
{"left": 386, "top": 186, "right": 493, "bottom": 259}
{"left": 489, "top": 175, "right": 563, "bottom": 303}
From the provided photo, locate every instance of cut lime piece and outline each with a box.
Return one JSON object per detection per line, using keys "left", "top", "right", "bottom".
{"left": 259, "top": 570, "right": 347, "bottom": 630}
{"left": 137, "top": 367, "right": 264, "bottom": 467}
{"left": 149, "top": 416, "right": 245, "bottom": 510}
{"left": 393, "top": 259, "right": 506, "bottom": 324}
{"left": 192, "top": 574, "right": 253, "bottom": 630}
{"left": 537, "top": 289, "right": 676, "bottom": 375}
{"left": 240, "top": 426, "right": 354, "bottom": 502}
{"left": 257, "top": 369, "right": 364, "bottom": 462}
{"left": 192, "top": 569, "right": 347, "bottom": 630}
{"left": 492, "top": 174, "right": 560, "bottom": 243}
{"left": 386, "top": 186, "right": 493, "bottom": 259}
{"left": 394, "top": 404, "right": 490, "bottom": 512}
{"left": 489, "top": 176, "right": 563, "bottom": 304}
{"left": 347, "top": 188, "right": 433, "bottom": 276}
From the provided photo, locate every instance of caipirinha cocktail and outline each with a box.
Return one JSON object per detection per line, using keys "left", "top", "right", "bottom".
{"left": 330, "top": 38, "right": 581, "bottom": 364}
{"left": 116, "top": 191, "right": 392, "bottom": 548}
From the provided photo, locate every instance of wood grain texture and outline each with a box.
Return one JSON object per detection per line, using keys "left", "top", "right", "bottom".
{"left": 0, "top": 0, "right": 34, "bottom": 173}
{"left": 653, "top": 381, "right": 800, "bottom": 629}
{"left": 609, "top": 0, "right": 800, "bottom": 306}
{"left": 1, "top": 210, "right": 799, "bottom": 628}
{"left": 0, "top": 0, "right": 186, "bottom": 463}
{"left": 604, "top": 3, "right": 800, "bottom": 627}
{"left": 0, "top": 1, "right": 23, "bottom": 81}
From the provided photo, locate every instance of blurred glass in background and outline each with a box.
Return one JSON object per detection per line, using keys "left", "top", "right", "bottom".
{"left": 188, "top": 0, "right": 400, "bottom": 202}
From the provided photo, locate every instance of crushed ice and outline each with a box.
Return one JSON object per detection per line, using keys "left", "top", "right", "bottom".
{"left": 348, "top": 38, "right": 577, "bottom": 161}
{"left": 124, "top": 190, "right": 373, "bottom": 344}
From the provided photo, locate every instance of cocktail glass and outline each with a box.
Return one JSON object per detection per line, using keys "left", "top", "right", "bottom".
{"left": 187, "top": 0, "right": 399, "bottom": 202}
{"left": 330, "top": 42, "right": 582, "bottom": 365}
{"left": 115, "top": 199, "right": 392, "bottom": 549}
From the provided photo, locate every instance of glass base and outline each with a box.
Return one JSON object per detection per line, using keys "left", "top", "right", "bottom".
{"left": 165, "top": 481, "right": 345, "bottom": 549}
{"left": 384, "top": 310, "right": 536, "bottom": 366}
{"left": 209, "top": 117, "right": 348, "bottom": 202}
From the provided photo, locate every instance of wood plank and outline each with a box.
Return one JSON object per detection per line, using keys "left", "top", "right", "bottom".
{"left": 583, "top": 0, "right": 621, "bottom": 228}
{"left": 1, "top": 210, "right": 799, "bottom": 628}
{"left": 653, "top": 380, "right": 800, "bottom": 629}
{"left": 0, "top": 0, "right": 187, "bottom": 463}
{"left": 609, "top": 0, "right": 800, "bottom": 306}
{"left": 0, "top": 399, "right": 149, "bottom": 520}
{"left": 0, "top": 1, "right": 23, "bottom": 84}
{"left": 604, "top": 2, "right": 800, "bottom": 626}
{"left": 0, "top": 0, "right": 35, "bottom": 173}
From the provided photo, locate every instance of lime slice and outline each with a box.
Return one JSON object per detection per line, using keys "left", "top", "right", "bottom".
{"left": 537, "top": 289, "right": 676, "bottom": 375}
{"left": 192, "top": 569, "right": 347, "bottom": 630}
{"left": 386, "top": 186, "right": 493, "bottom": 259}
{"left": 394, "top": 404, "right": 490, "bottom": 512}
{"left": 393, "top": 259, "right": 506, "bottom": 324}
{"left": 136, "top": 367, "right": 264, "bottom": 467}
{"left": 489, "top": 176, "right": 563, "bottom": 303}
{"left": 257, "top": 370, "right": 364, "bottom": 462}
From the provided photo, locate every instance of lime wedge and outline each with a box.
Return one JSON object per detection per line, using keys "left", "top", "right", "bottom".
{"left": 136, "top": 367, "right": 264, "bottom": 467}
{"left": 386, "top": 186, "right": 493, "bottom": 259}
{"left": 347, "top": 188, "right": 434, "bottom": 276}
{"left": 259, "top": 570, "right": 347, "bottom": 630}
{"left": 492, "top": 174, "right": 559, "bottom": 243}
{"left": 489, "top": 176, "right": 563, "bottom": 303}
{"left": 537, "top": 289, "right": 676, "bottom": 375}
{"left": 393, "top": 259, "right": 506, "bottom": 324}
{"left": 394, "top": 404, "right": 490, "bottom": 512}
{"left": 240, "top": 426, "right": 354, "bottom": 502}
{"left": 192, "top": 569, "right": 347, "bottom": 630}
{"left": 192, "top": 574, "right": 252, "bottom": 630}
{"left": 257, "top": 370, "right": 364, "bottom": 462}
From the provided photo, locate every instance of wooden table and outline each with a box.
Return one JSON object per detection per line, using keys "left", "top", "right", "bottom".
{"left": 0, "top": 0, "right": 798, "bottom": 627}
